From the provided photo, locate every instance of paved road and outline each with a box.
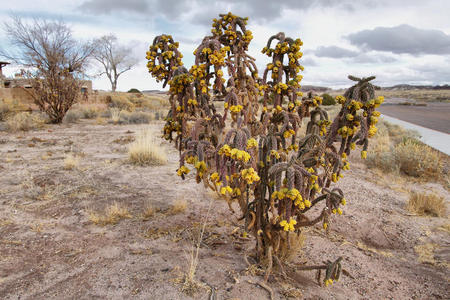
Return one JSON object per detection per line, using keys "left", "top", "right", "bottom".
{"left": 378, "top": 102, "right": 450, "bottom": 134}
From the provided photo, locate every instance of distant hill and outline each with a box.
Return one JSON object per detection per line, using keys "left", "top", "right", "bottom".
{"left": 142, "top": 90, "right": 168, "bottom": 95}
{"left": 382, "top": 84, "right": 450, "bottom": 90}
{"left": 301, "top": 85, "right": 330, "bottom": 92}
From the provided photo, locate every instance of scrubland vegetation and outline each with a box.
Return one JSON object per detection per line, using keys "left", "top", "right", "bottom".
{"left": 0, "top": 11, "right": 448, "bottom": 300}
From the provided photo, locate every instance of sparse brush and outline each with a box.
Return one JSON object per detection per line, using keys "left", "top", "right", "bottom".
{"left": 88, "top": 202, "right": 132, "bottom": 225}
{"left": 407, "top": 191, "right": 446, "bottom": 217}
{"left": 64, "top": 153, "right": 80, "bottom": 170}
{"left": 128, "top": 129, "right": 167, "bottom": 165}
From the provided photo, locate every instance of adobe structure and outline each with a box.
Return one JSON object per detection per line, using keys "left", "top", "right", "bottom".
{"left": 0, "top": 61, "right": 10, "bottom": 87}
{"left": 0, "top": 61, "right": 92, "bottom": 93}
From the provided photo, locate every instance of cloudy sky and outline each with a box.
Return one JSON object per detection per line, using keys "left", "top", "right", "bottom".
{"left": 1, "top": 0, "right": 449, "bottom": 91}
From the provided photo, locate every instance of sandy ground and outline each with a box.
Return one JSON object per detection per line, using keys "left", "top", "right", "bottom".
{"left": 0, "top": 121, "right": 449, "bottom": 300}
{"left": 378, "top": 101, "right": 450, "bottom": 134}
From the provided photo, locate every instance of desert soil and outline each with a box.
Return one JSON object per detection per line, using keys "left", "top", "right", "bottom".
{"left": 0, "top": 120, "right": 449, "bottom": 300}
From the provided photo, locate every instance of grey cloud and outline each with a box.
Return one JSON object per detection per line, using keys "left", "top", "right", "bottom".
{"left": 351, "top": 53, "right": 397, "bottom": 63}
{"left": 314, "top": 46, "right": 359, "bottom": 58}
{"left": 78, "top": 0, "right": 377, "bottom": 21}
{"left": 79, "top": 0, "right": 150, "bottom": 14}
{"left": 301, "top": 57, "right": 318, "bottom": 67}
{"left": 347, "top": 24, "right": 450, "bottom": 55}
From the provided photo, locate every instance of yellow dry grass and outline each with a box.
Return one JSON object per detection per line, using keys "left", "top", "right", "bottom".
{"left": 414, "top": 243, "right": 438, "bottom": 264}
{"left": 110, "top": 107, "right": 121, "bottom": 124}
{"left": 142, "top": 201, "right": 156, "bottom": 220}
{"left": 278, "top": 231, "right": 306, "bottom": 262}
{"left": 6, "top": 112, "right": 45, "bottom": 131}
{"left": 128, "top": 129, "right": 167, "bottom": 166}
{"left": 64, "top": 154, "right": 80, "bottom": 170}
{"left": 406, "top": 191, "right": 446, "bottom": 217}
{"left": 88, "top": 202, "right": 132, "bottom": 226}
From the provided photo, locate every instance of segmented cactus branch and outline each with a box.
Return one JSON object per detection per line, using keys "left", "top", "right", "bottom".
{"left": 146, "top": 12, "right": 382, "bottom": 286}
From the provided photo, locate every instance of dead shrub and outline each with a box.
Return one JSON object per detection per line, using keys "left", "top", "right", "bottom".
{"left": 128, "top": 129, "right": 167, "bottom": 165}
{"left": 407, "top": 191, "right": 446, "bottom": 217}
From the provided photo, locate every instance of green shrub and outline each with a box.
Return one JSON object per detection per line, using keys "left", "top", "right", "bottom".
{"left": 128, "top": 88, "right": 142, "bottom": 93}
{"left": 321, "top": 93, "right": 336, "bottom": 105}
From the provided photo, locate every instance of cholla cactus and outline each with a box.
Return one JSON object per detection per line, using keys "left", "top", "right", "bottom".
{"left": 146, "top": 12, "right": 382, "bottom": 285}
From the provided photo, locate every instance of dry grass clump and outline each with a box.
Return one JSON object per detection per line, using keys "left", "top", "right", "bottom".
{"left": 0, "top": 99, "right": 12, "bottom": 121}
{"left": 278, "top": 232, "right": 306, "bottom": 262}
{"left": 6, "top": 112, "right": 45, "bottom": 131}
{"left": 167, "top": 199, "right": 188, "bottom": 215}
{"left": 142, "top": 201, "right": 156, "bottom": 220}
{"left": 406, "top": 191, "right": 446, "bottom": 217}
{"left": 128, "top": 129, "right": 167, "bottom": 165}
{"left": 110, "top": 107, "right": 121, "bottom": 124}
{"left": 414, "top": 243, "right": 438, "bottom": 265}
{"left": 63, "top": 153, "right": 80, "bottom": 170}
{"left": 0, "top": 98, "right": 31, "bottom": 121}
{"left": 88, "top": 202, "right": 132, "bottom": 225}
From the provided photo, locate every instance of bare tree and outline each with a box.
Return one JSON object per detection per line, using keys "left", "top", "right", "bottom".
{"left": 1, "top": 15, "right": 93, "bottom": 123}
{"left": 93, "top": 34, "right": 138, "bottom": 92}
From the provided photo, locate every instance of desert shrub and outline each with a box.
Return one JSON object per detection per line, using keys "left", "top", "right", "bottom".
{"left": 146, "top": 12, "right": 384, "bottom": 286}
{"left": 118, "top": 110, "right": 152, "bottom": 124}
{"left": 80, "top": 107, "right": 98, "bottom": 119}
{"left": 126, "top": 111, "right": 152, "bottom": 124}
{"left": 128, "top": 88, "right": 142, "bottom": 93}
{"left": 105, "top": 94, "right": 135, "bottom": 111}
{"left": 366, "top": 151, "right": 399, "bottom": 173}
{"left": 321, "top": 93, "right": 336, "bottom": 105}
{"left": 393, "top": 140, "right": 442, "bottom": 178}
{"left": 128, "top": 129, "right": 167, "bottom": 165}
{"left": 3, "top": 17, "right": 92, "bottom": 123}
{"left": 407, "top": 191, "right": 446, "bottom": 217}
{"left": 6, "top": 112, "right": 45, "bottom": 131}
